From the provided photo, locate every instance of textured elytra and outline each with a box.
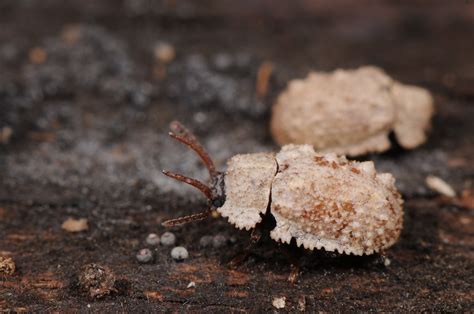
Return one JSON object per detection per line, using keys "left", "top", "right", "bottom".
{"left": 218, "top": 145, "right": 403, "bottom": 255}
{"left": 270, "top": 66, "right": 434, "bottom": 156}
{"left": 270, "top": 145, "right": 403, "bottom": 255}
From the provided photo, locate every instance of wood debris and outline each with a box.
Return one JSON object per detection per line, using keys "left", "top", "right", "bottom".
{"left": 272, "top": 296, "right": 286, "bottom": 309}
{"left": 61, "top": 218, "right": 89, "bottom": 232}
{"left": 256, "top": 61, "right": 273, "bottom": 100}
{"left": 0, "top": 127, "right": 13, "bottom": 144}
{"left": 426, "top": 175, "right": 456, "bottom": 197}
{"left": 29, "top": 47, "right": 47, "bottom": 64}
{"left": 79, "top": 264, "right": 117, "bottom": 298}
{"left": 0, "top": 256, "right": 16, "bottom": 275}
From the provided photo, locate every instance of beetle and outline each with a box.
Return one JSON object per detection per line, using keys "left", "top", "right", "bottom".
{"left": 271, "top": 66, "right": 434, "bottom": 156}
{"left": 162, "top": 121, "right": 403, "bottom": 278}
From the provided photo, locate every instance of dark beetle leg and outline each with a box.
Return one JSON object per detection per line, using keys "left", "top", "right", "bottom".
{"left": 280, "top": 243, "right": 302, "bottom": 284}
{"left": 228, "top": 226, "right": 263, "bottom": 269}
{"left": 288, "top": 260, "right": 300, "bottom": 284}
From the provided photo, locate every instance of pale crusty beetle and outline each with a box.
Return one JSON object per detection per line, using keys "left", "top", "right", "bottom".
{"left": 162, "top": 121, "right": 403, "bottom": 270}
{"left": 271, "top": 66, "right": 434, "bottom": 156}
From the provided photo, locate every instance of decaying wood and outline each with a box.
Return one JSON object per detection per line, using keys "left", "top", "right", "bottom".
{"left": 0, "top": 1, "right": 473, "bottom": 312}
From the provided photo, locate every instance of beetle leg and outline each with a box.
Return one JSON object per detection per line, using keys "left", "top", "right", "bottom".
{"left": 279, "top": 243, "right": 302, "bottom": 284}
{"left": 375, "top": 251, "right": 402, "bottom": 282}
{"left": 228, "top": 226, "right": 263, "bottom": 269}
{"left": 287, "top": 261, "right": 300, "bottom": 284}
{"left": 168, "top": 121, "right": 217, "bottom": 179}
{"left": 162, "top": 170, "right": 212, "bottom": 199}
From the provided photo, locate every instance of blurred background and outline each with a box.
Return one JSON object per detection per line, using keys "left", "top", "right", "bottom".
{"left": 0, "top": 1, "right": 473, "bottom": 311}
{"left": 1, "top": 0, "right": 473, "bottom": 202}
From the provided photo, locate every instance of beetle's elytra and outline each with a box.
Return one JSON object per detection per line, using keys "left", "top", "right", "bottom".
{"left": 162, "top": 121, "right": 403, "bottom": 256}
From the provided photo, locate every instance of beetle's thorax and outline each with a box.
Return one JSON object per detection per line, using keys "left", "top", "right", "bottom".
{"left": 216, "top": 153, "right": 277, "bottom": 231}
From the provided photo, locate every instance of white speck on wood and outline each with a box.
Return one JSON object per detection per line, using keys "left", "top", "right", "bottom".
{"left": 272, "top": 296, "right": 286, "bottom": 309}
{"left": 426, "top": 175, "right": 456, "bottom": 197}
{"left": 61, "top": 218, "right": 88, "bottom": 232}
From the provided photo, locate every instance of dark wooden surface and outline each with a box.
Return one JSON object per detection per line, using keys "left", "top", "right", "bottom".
{"left": 1, "top": 1, "right": 473, "bottom": 312}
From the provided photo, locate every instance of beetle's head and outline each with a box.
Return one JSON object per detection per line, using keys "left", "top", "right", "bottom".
{"left": 161, "top": 121, "right": 226, "bottom": 227}
{"left": 209, "top": 172, "right": 226, "bottom": 208}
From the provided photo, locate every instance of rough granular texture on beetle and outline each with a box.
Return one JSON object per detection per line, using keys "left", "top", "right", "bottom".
{"left": 270, "top": 145, "right": 403, "bottom": 255}
{"left": 218, "top": 144, "right": 403, "bottom": 255}
{"left": 218, "top": 153, "right": 277, "bottom": 230}
{"left": 271, "top": 66, "right": 434, "bottom": 156}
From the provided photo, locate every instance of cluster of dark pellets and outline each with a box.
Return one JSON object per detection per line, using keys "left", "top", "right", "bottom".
{"left": 166, "top": 53, "right": 269, "bottom": 117}
{"left": 137, "top": 232, "right": 189, "bottom": 263}
{"left": 199, "top": 234, "right": 229, "bottom": 249}
{"left": 138, "top": 229, "right": 234, "bottom": 263}
{"left": 22, "top": 25, "right": 153, "bottom": 107}
{"left": 145, "top": 233, "right": 160, "bottom": 246}
{"left": 160, "top": 231, "right": 176, "bottom": 246}
{"left": 136, "top": 248, "right": 154, "bottom": 263}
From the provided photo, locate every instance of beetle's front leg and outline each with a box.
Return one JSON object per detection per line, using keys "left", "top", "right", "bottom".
{"left": 228, "top": 225, "right": 263, "bottom": 269}
{"left": 279, "top": 242, "right": 302, "bottom": 284}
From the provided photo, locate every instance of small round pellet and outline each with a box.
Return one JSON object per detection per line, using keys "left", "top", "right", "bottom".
{"left": 171, "top": 246, "right": 189, "bottom": 261}
{"left": 212, "top": 234, "right": 227, "bottom": 248}
{"left": 199, "top": 235, "right": 213, "bottom": 248}
{"left": 160, "top": 232, "right": 176, "bottom": 246}
{"left": 136, "top": 248, "right": 153, "bottom": 263}
{"left": 145, "top": 233, "right": 160, "bottom": 246}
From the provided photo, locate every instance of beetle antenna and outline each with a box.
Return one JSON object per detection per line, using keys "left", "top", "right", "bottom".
{"left": 162, "top": 121, "right": 223, "bottom": 228}
{"left": 168, "top": 121, "right": 217, "bottom": 179}
{"left": 161, "top": 209, "right": 213, "bottom": 227}
{"left": 162, "top": 170, "right": 212, "bottom": 199}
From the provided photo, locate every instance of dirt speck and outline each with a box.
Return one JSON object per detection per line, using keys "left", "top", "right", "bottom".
{"left": 61, "top": 218, "right": 88, "bottom": 232}
{"left": 272, "top": 296, "right": 286, "bottom": 309}
{"left": 0, "top": 256, "right": 15, "bottom": 275}
{"left": 78, "top": 264, "right": 117, "bottom": 299}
